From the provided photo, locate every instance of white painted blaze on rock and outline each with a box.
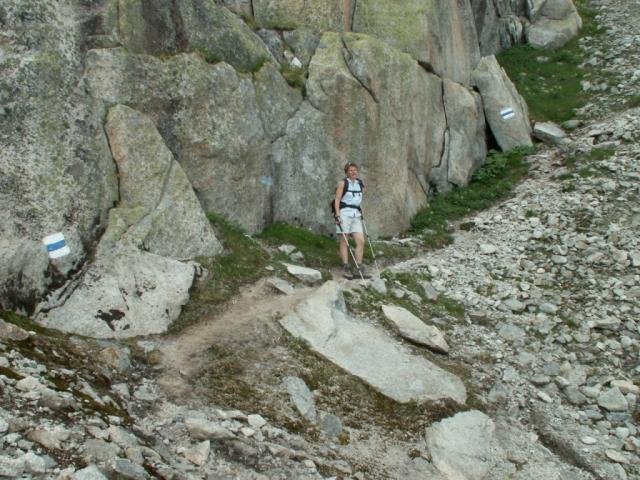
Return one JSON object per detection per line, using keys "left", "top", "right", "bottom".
{"left": 42, "top": 232, "right": 70, "bottom": 259}
{"left": 381, "top": 305, "right": 450, "bottom": 354}
{"left": 279, "top": 281, "right": 466, "bottom": 404}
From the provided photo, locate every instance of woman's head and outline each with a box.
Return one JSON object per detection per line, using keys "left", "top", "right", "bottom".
{"left": 344, "top": 163, "right": 358, "bottom": 176}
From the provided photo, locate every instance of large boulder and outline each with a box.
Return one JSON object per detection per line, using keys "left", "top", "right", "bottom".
{"left": 431, "top": 79, "right": 487, "bottom": 190}
{"left": 0, "top": 0, "right": 118, "bottom": 313}
{"left": 352, "top": 0, "right": 481, "bottom": 85}
{"left": 279, "top": 281, "right": 467, "bottom": 404}
{"left": 253, "top": 0, "right": 345, "bottom": 32}
{"left": 116, "top": 0, "right": 273, "bottom": 72}
{"left": 272, "top": 32, "right": 446, "bottom": 237}
{"left": 85, "top": 49, "right": 301, "bottom": 233}
{"left": 104, "top": 104, "right": 221, "bottom": 260}
{"left": 526, "top": 0, "right": 582, "bottom": 50}
{"left": 470, "top": 0, "right": 525, "bottom": 55}
{"left": 35, "top": 106, "right": 213, "bottom": 338}
{"left": 35, "top": 244, "right": 197, "bottom": 338}
{"left": 471, "top": 55, "right": 533, "bottom": 151}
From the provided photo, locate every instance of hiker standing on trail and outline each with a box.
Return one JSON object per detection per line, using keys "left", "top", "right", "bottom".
{"left": 334, "top": 163, "right": 372, "bottom": 279}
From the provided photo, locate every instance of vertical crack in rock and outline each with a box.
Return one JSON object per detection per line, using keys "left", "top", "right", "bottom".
{"left": 339, "top": 36, "right": 378, "bottom": 104}
{"left": 350, "top": 0, "right": 357, "bottom": 32}
{"left": 435, "top": 79, "right": 449, "bottom": 172}
{"left": 170, "top": 0, "right": 188, "bottom": 51}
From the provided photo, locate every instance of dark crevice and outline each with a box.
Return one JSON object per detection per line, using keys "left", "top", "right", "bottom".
{"left": 417, "top": 60, "right": 436, "bottom": 75}
{"left": 436, "top": 80, "right": 449, "bottom": 170}
{"left": 339, "top": 36, "right": 378, "bottom": 104}
{"left": 170, "top": 0, "right": 188, "bottom": 52}
{"left": 350, "top": 0, "right": 357, "bottom": 32}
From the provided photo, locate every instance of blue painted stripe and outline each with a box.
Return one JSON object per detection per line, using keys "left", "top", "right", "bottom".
{"left": 46, "top": 239, "right": 66, "bottom": 252}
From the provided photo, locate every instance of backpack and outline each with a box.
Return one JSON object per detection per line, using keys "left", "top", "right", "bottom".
{"left": 330, "top": 177, "right": 364, "bottom": 216}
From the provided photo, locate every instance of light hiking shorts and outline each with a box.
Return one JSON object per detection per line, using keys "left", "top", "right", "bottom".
{"left": 337, "top": 213, "right": 363, "bottom": 234}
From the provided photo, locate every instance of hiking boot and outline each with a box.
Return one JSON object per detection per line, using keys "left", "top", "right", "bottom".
{"left": 342, "top": 264, "right": 354, "bottom": 279}
{"left": 356, "top": 264, "right": 372, "bottom": 279}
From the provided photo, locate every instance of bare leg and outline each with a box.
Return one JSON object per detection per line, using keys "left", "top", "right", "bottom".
{"left": 352, "top": 232, "right": 365, "bottom": 264}
{"left": 339, "top": 234, "right": 349, "bottom": 264}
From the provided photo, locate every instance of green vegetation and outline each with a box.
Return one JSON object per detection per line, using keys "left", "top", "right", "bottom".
{"left": 0, "top": 309, "right": 63, "bottom": 337}
{"left": 279, "top": 63, "right": 306, "bottom": 95}
{"left": 259, "top": 222, "right": 340, "bottom": 269}
{"left": 497, "top": 1, "right": 607, "bottom": 122}
{"left": 625, "top": 95, "right": 640, "bottom": 109}
{"left": 169, "top": 213, "right": 270, "bottom": 333}
{"left": 411, "top": 146, "right": 534, "bottom": 244}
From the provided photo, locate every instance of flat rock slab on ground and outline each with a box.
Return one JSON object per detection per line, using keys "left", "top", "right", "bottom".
{"left": 279, "top": 282, "right": 466, "bottom": 404}
{"left": 381, "top": 305, "right": 449, "bottom": 353}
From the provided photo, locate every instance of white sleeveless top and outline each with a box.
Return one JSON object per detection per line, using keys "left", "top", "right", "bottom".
{"left": 341, "top": 178, "right": 363, "bottom": 218}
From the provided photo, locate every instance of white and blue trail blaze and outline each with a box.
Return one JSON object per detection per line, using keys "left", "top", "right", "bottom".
{"left": 500, "top": 107, "right": 515, "bottom": 120}
{"left": 42, "top": 232, "right": 71, "bottom": 259}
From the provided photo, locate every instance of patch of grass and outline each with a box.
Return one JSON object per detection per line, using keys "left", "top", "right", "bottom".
{"left": 435, "top": 295, "right": 466, "bottom": 320}
{"left": 259, "top": 222, "right": 340, "bottom": 269}
{"left": 280, "top": 64, "right": 306, "bottom": 95}
{"left": 561, "top": 181, "right": 577, "bottom": 192}
{"left": 589, "top": 147, "right": 615, "bottom": 161}
{"left": 411, "top": 147, "right": 534, "bottom": 240}
{"left": 496, "top": 1, "right": 606, "bottom": 122}
{"left": 525, "top": 209, "right": 538, "bottom": 218}
{"left": 0, "top": 310, "right": 63, "bottom": 338}
{"left": 625, "top": 95, "right": 640, "bottom": 109}
{"left": 169, "top": 213, "right": 271, "bottom": 333}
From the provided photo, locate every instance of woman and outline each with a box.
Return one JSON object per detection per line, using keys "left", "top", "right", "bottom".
{"left": 334, "top": 163, "right": 371, "bottom": 279}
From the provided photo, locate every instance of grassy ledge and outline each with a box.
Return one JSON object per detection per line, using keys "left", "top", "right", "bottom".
{"left": 497, "top": 0, "right": 607, "bottom": 122}
{"left": 410, "top": 146, "right": 535, "bottom": 246}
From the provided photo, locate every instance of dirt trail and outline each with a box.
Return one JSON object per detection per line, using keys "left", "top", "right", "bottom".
{"left": 155, "top": 277, "right": 327, "bottom": 395}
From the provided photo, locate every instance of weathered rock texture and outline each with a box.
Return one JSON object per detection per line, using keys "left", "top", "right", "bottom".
{"left": 1, "top": 0, "right": 574, "bottom": 328}
{"left": 0, "top": 1, "right": 118, "bottom": 312}
{"left": 526, "top": 0, "right": 583, "bottom": 50}
{"left": 279, "top": 281, "right": 467, "bottom": 404}
{"left": 472, "top": 56, "right": 533, "bottom": 151}
{"left": 35, "top": 106, "right": 212, "bottom": 338}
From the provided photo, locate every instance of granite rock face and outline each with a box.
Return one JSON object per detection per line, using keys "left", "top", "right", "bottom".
{"left": 472, "top": 55, "right": 533, "bottom": 151}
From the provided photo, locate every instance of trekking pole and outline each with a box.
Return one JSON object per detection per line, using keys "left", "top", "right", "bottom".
{"left": 336, "top": 219, "right": 365, "bottom": 282}
{"left": 361, "top": 217, "right": 380, "bottom": 276}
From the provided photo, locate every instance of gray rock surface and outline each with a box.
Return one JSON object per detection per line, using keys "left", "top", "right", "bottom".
{"left": 284, "top": 376, "right": 317, "bottom": 422}
{"left": 426, "top": 411, "right": 495, "bottom": 480}
{"left": 472, "top": 55, "right": 533, "bottom": 151}
{"left": 279, "top": 281, "right": 466, "bottom": 404}
{"left": 533, "top": 121, "right": 569, "bottom": 145}
{"left": 381, "top": 305, "right": 450, "bottom": 353}
{"left": 526, "top": 0, "right": 583, "bottom": 50}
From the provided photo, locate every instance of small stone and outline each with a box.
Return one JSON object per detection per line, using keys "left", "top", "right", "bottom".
{"left": 0, "top": 319, "right": 30, "bottom": 341}
{"left": 539, "top": 303, "right": 558, "bottom": 314}
{"left": 73, "top": 465, "right": 109, "bottom": 480}
{"left": 284, "top": 263, "right": 322, "bottom": 284}
{"left": 598, "top": 387, "right": 628, "bottom": 412}
{"left": 240, "top": 427, "right": 255, "bottom": 437}
{"left": 278, "top": 244, "right": 296, "bottom": 255}
{"left": 266, "top": 277, "right": 294, "bottom": 295}
{"left": 110, "top": 458, "right": 149, "bottom": 480}
{"left": 503, "top": 298, "right": 526, "bottom": 312}
{"left": 537, "top": 391, "right": 553, "bottom": 403}
{"left": 184, "top": 441, "right": 210, "bottom": 467}
{"left": 605, "top": 449, "right": 629, "bottom": 464}
{"left": 370, "top": 277, "right": 387, "bottom": 295}
{"left": 581, "top": 435, "right": 598, "bottom": 445}
{"left": 480, "top": 244, "right": 497, "bottom": 254}
{"left": 319, "top": 412, "right": 342, "bottom": 439}
{"left": 247, "top": 414, "right": 267, "bottom": 429}
{"left": 610, "top": 380, "right": 639, "bottom": 395}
